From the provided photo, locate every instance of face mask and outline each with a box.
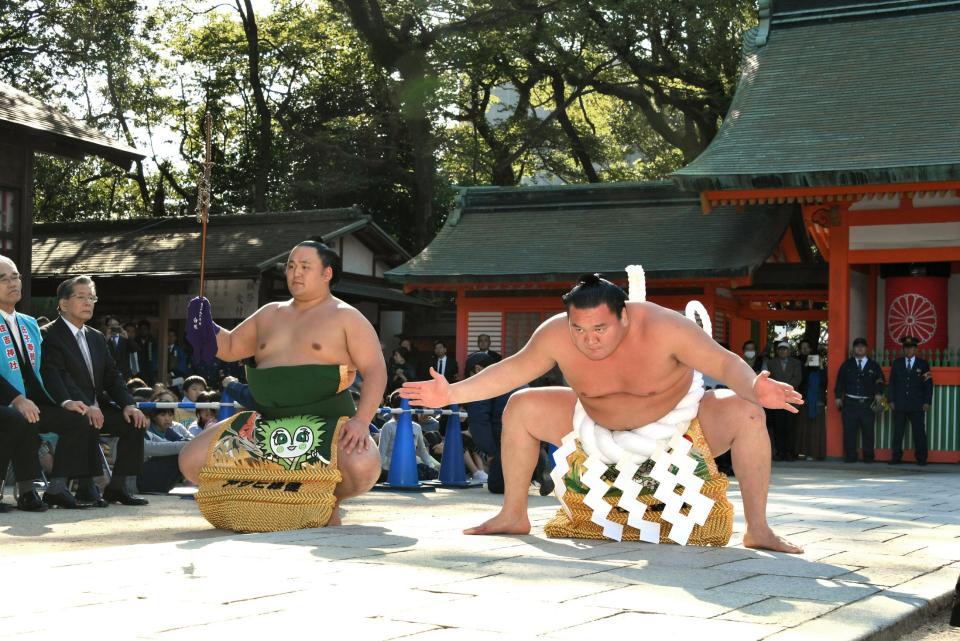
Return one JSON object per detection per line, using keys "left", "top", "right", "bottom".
{"left": 744, "top": 350, "right": 756, "bottom": 360}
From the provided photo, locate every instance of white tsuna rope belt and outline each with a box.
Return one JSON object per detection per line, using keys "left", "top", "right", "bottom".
{"left": 549, "top": 265, "right": 716, "bottom": 544}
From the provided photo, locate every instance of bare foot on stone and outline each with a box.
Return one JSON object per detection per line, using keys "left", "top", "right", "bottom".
{"left": 464, "top": 511, "right": 531, "bottom": 536}
{"left": 743, "top": 527, "right": 803, "bottom": 554}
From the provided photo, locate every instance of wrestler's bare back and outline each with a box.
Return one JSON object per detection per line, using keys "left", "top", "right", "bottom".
{"left": 541, "top": 302, "right": 699, "bottom": 428}
{"left": 246, "top": 297, "right": 359, "bottom": 373}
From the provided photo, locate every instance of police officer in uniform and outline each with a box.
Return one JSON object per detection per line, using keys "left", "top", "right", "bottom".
{"left": 888, "top": 336, "right": 933, "bottom": 465}
{"left": 834, "top": 337, "right": 885, "bottom": 462}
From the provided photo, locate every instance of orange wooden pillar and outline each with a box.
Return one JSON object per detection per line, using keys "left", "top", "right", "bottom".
{"left": 826, "top": 222, "right": 849, "bottom": 458}
{"left": 730, "top": 315, "right": 752, "bottom": 355}
{"left": 867, "top": 265, "right": 879, "bottom": 347}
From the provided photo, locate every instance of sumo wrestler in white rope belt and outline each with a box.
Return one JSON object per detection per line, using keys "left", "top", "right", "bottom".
{"left": 402, "top": 267, "right": 804, "bottom": 553}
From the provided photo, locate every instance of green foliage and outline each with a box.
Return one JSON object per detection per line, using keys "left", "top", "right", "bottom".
{"left": 10, "top": 0, "right": 756, "bottom": 250}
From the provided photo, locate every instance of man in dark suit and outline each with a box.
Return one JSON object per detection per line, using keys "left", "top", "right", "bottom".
{"left": 102, "top": 315, "right": 134, "bottom": 380}
{"left": 834, "top": 337, "right": 885, "bottom": 463}
{"left": 888, "top": 336, "right": 933, "bottom": 466}
{"left": 41, "top": 275, "right": 150, "bottom": 506}
{"left": 764, "top": 341, "right": 803, "bottom": 461}
{"left": 464, "top": 334, "right": 502, "bottom": 378}
{"left": 431, "top": 339, "right": 458, "bottom": 384}
{"left": 0, "top": 256, "right": 93, "bottom": 510}
{"left": 465, "top": 354, "right": 552, "bottom": 496}
{"left": 135, "top": 319, "right": 158, "bottom": 384}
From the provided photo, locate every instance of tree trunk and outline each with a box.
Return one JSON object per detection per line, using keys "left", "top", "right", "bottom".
{"left": 398, "top": 62, "right": 435, "bottom": 248}
{"left": 550, "top": 73, "right": 600, "bottom": 182}
{"left": 237, "top": 0, "right": 271, "bottom": 212}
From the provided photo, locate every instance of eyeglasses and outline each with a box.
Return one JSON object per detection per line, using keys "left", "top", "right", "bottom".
{"left": 70, "top": 294, "right": 99, "bottom": 303}
{"left": 0, "top": 273, "right": 22, "bottom": 285}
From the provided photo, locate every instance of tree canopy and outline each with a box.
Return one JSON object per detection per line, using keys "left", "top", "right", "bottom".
{"left": 3, "top": 0, "right": 756, "bottom": 251}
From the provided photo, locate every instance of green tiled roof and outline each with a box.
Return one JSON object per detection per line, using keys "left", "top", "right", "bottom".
{"left": 32, "top": 208, "right": 408, "bottom": 279}
{"left": 386, "top": 182, "right": 793, "bottom": 284}
{"left": 0, "top": 82, "right": 143, "bottom": 167}
{"left": 672, "top": 1, "right": 960, "bottom": 191}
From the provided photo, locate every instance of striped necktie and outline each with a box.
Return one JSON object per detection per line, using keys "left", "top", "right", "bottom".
{"left": 76, "top": 328, "right": 96, "bottom": 385}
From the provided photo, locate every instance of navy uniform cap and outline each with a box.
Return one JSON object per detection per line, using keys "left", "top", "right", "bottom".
{"left": 900, "top": 336, "right": 919, "bottom": 348}
{"left": 852, "top": 337, "right": 868, "bottom": 347}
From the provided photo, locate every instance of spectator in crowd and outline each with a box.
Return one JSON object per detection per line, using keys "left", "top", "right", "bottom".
{"left": 795, "top": 339, "right": 827, "bottom": 460}
{"left": 431, "top": 339, "right": 458, "bottom": 383}
{"left": 418, "top": 411, "right": 441, "bottom": 434}
{"left": 41, "top": 275, "right": 150, "bottom": 506}
{"left": 386, "top": 347, "right": 416, "bottom": 395}
{"left": 466, "top": 353, "right": 542, "bottom": 494}
{"left": 136, "top": 320, "right": 158, "bottom": 383}
{"left": 464, "top": 334, "right": 502, "bottom": 378}
{"left": 123, "top": 321, "right": 142, "bottom": 379}
{"left": 221, "top": 375, "right": 255, "bottom": 409}
{"left": 888, "top": 335, "right": 933, "bottom": 466}
{"left": 126, "top": 377, "right": 147, "bottom": 393}
{"left": 0, "top": 255, "right": 91, "bottom": 511}
{"left": 149, "top": 388, "right": 193, "bottom": 441}
{"left": 168, "top": 329, "right": 190, "bottom": 380}
{"left": 430, "top": 339, "right": 458, "bottom": 435}
{"left": 104, "top": 315, "right": 135, "bottom": 379}
{"left": 176, "top": 375, "right": 207, "bottom": 426}
{"left": 139, "top": 407, "right": 189, "bottom": 493}
{"left": 194, "top": 356, "right": 246, "bottom": 392}
{"left": 742, "top": 340, "right": 764, "bottom": 374}
{"left": 461, "top": 429, "right": 486, "bottom": 483}
{"left": 764, "top": 341, "right": 802, "bottom": 461}
{"left": 425, "top": 423, "right": 486, "bottom": 482}
{"left": 397, "top": 336, "right": 421, "bottom": 376}
{"left": 186, "top": 391, "right": 220, "bottom": 437}
{"left": 834, "top": 337, "right": 885, "bottom": 463}
{"left": 377, "top": 391, "right": 440, "bottom": 481}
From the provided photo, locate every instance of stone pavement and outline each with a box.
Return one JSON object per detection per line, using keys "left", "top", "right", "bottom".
{"left": 1, "top": 462, "right": 958, "bottom": 640}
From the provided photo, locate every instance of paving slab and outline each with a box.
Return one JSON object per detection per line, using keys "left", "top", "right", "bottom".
{"left": 545, "top": 611, "right": 782, "bottom": 640}
{"left": 1, "top": 461, "right": 958, "bottom": 640}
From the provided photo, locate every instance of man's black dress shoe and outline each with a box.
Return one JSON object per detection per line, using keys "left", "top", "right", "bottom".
{"left": 75, "top": 486, "right": 109, "bottom": 508}
{"left": 0, "top": 502, "right": 10, "bottom": 513}
{"left": 888, "top": 459, "right": 902, "bottom": 465}
{"left": 538, "top": 469, "right": 555, "bottom": 497}
{"left": 17, "top": 490, "right": 49, "bottom": 512}
{"left": 42, "top": 489, "right": 89, "bottom": 509}
{"left": 102, "top": 487, "right": 149, "bottom": 506}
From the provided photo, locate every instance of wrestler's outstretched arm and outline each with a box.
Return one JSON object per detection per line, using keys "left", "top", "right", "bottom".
{"left": 401, "top": 321, "right": 557, "bottom": 408}
{"left": 665, "top": 308, "right": 803, "bottom": 412}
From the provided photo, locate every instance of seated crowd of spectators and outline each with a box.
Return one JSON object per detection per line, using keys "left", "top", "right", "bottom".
{"left": 4, "top": 330, "right": 556, "bottom": 506}
{"left": 374, "top": 335, "right": 555, "bottom": 494}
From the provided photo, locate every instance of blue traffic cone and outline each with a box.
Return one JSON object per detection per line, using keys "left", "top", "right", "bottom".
{"left": 439, "top": 404, "right": 471, "bottom": 486}
{"left": 386, "top": 398, "right": 421, "bottom": 489}
{"left": 217, "top": 388, "right": 236, "bottom": 421}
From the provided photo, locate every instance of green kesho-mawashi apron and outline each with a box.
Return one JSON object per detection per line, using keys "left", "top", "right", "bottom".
{"left": 195, "top": 364, "right": 356, "bottom": 532}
